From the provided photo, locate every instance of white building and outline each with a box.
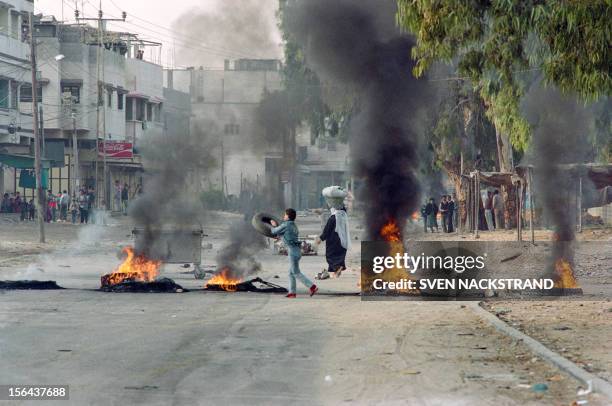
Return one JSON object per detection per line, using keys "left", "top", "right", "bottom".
{"left": 170, "top": 59, "right": 284, "bottom": 199}
{"left": 31, "top": 17, "right": 164, "bottom": 206}
{"left": 0, "top": 0, "right": 35, "bottom": 197}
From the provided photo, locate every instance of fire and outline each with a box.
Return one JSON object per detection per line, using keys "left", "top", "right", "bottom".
{"left": 206, "top": 268, "right": 242, "bottom": 292}
{"left": 380, "top": 220, "right": 401, "bottom": 242}
{"left": 553, "top": 258, "right": 579, "bottom": 289}
{"left": 102, "top": 246, "right": 161, "bottom": 286}
{"left": 369, "top": 218, "right": 418, "bottom": 294}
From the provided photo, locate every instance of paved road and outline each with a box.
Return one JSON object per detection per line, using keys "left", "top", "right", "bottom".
{"left": 0, "top": 213, "right": 607, "bottom": 405}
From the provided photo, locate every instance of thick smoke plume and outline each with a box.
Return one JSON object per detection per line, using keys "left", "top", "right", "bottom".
{"left": 285, "top": 0, "right": 430, "bottom": 239}
{"left": 129, "top": 128, "right": 216, "bottom": 257}
{"left": 522, "top": 86, "right": 592, "bottom": 269}
{"left": 172, "top": 0, "right": 281, "bottom": 67}
{"left": 216, "top": 220, "right": 266, "bottom": 279}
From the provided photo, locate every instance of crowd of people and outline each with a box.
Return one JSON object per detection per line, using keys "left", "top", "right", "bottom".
{"left": 0, "top": 192, "right": 35, "bottom": 221}
{"left": 420, "top": 189, "right": 506, "bottom": 233}
{"left": 1, "top": 181, "right": 135, "bottom": 225}
{"left": 421, "top": 194, "right": 457, "bottom": 233}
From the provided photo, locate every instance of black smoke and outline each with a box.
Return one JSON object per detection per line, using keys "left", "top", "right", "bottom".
{"left": 285, "top": 0, "right": 430, "bottom": 239}
{"left": 216, "top": 220, "right": 266, "bottom": 279}
{"left": 172, "top": 0, "right": 281, "bottom": 67}
{"left": 522, "top": 86, "right": 592, "bottom": 270}
{"left": 128, "top": 128, "right": 217, "bottom": 257}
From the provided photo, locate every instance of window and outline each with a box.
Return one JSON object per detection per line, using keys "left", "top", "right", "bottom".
{"left": 19, "top": 84, "right": 42, "bottom": 103}
{"left": 224, "top": 123, "right": 240, "bottom": 135}
{"left": 98, "top": 85, "right": 104, "bottom": 106}
{"left": 107, "top": 90, "right": 112, "bottom": 108}
{"left": 61, "top": 85, "right": 80, "bottom": 104}
{"left": 10, "top": 81, "right": 18, "bottom": 108}
{"left": 117, "top": 93, "right": 124, "bottom": 110}
{"left": 126, "top": 98, "right": 133, "bottom": 120}
{"left": 136, "top": 99, "right": 145, "bottom": 121}
{"left": 146, "top": 103, "right": 153, "bottom": 121}
{"left": 0, "top": 80, "right": 8, "bottom": 109}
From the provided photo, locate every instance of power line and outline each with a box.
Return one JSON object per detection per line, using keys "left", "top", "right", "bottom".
{"left": 74, "top": 0, "right": 257, "bottom": 62}
{"left": 104, "top": 0, "right": 256, "bottom": 59}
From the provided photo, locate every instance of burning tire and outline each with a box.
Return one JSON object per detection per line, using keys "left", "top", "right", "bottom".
{"left": 251, "top": 212, "right": 281, "bottom": 238}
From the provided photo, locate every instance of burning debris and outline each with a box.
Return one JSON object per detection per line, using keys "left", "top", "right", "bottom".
{"left": 205, "top": 268, "right": 242, "bottom": 292}
{"left": 0, "top": 280, "right": 64, "bottom": 290}
{"left": 100, "top": 247, "right": 185, "bottom": 293}
{"left": 205, "top": 274, "right": 288, "bottom": 294}
{"left": 101, "top": 247, "right": 161, "bottom": 288}
{"left": 102, "top": 278, "right": 186, "bottom": 293}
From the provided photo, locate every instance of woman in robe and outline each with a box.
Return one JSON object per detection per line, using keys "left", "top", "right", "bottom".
{"left": 317, "top": 205, "right": 350, "bottom": 279}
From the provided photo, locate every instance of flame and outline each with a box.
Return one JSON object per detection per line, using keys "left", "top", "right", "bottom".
{"left": 206, "top": 268, "right": 242, "bottom": 292}
{"left": 553, "top": 258, "right": 579, "bottom": 289}
{"left": 380, "top": 220, "right": 401, "bottom": 242}
{"left": 102, "top": 246, "right": 161, "bottom": 286}
{"left": 369, "top": 218, "right": 418, "bottom": 294}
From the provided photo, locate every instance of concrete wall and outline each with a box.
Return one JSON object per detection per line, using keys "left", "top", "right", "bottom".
{"left": 126, "top": 59, "right": 163, "bottom": 100}
{"left": 163, "top": 87, "right": 190, "bottom": 137}
{"left": 190, "top": 65, "right": 283, "bottom": 196}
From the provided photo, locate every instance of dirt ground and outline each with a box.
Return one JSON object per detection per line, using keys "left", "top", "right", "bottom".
{"left": 483, "top": 300, "right": 612, "bottom": 384}
{"left": 0, "top": 212, "right": 610, "bottom": 405}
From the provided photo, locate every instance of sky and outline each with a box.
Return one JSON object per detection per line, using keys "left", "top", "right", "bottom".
{"left": 35, "top": 0, "right": 282, "bottom": 68}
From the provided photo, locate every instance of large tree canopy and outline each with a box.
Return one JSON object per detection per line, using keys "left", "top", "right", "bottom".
{"left": 396, "top": 0, "right": 611, "bottom": 150}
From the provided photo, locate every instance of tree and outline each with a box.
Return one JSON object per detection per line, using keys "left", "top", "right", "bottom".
{"left": 427, "top": 79, "right": 498, "bottom": 228}
{"left": 396, "top": 0, "right": 611, "bottom": 227}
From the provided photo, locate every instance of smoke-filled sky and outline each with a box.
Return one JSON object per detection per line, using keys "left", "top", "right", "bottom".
{"left": 36, "top": 0, "right": 282, "bottom": 67}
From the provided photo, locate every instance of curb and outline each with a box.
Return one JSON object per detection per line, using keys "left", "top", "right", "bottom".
{"left": 470, "top": 302, "right": 612, "bottom": 400}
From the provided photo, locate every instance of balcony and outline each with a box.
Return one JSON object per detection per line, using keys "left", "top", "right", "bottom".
{"left": 0, "top": 33, "right": 28, "bottom": 62}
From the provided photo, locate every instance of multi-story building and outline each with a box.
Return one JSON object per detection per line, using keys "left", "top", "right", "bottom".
{"left": 31, "top": 16, "right": 164, "bottom": 206}
{"left": 170, "top": 59, "right": 286, "bottom": 202}
{"left": 295, "top": 124, "right": 350, "bottom": 209}
{"left": 168, "top": 59, "right": 352, "bottom": 208}
{"left": 0, "top": 0, "right": 35, "bottom": 197}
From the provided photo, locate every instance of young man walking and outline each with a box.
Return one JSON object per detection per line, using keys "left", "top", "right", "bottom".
{"left": 270, "top": 208, "right": 318, "bottom": 298}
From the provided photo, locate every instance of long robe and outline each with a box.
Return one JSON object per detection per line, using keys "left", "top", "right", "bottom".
{"left": 320, "top": 215, "right": 347, "bottom": 272}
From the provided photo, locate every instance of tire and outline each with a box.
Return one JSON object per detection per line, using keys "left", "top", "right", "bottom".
{"left": 252, "top": 212, "right": 281, "bottom": 238}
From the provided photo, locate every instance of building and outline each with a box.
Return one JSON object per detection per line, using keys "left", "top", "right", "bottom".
{"left": 162, "top": 70, "right": 191, "bottom": 137}
{"left": 0, "top": 0, "right": 35, "bottom": 197}
{"left": 295, "top": 122, "right": 350, "bottom": 209}
{"left": 170, "top": 59, "right": 284, "bottom": 200}
{"left": 31, "top": 16, "right": 164, "bottom": 207}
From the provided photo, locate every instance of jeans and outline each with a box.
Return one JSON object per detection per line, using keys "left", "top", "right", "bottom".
{"left": 288, "top": 255, "right": 313, "bottom": 294}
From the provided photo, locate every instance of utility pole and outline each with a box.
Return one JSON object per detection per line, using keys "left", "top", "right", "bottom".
{"left": 76, "top": 3, "right": 126, "bottom": 208}
{"left": 29, "top": 13, "right": 45, "bottom": 243}
{"left": 72, "top": 111, "right": 79, "bottom": 194}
